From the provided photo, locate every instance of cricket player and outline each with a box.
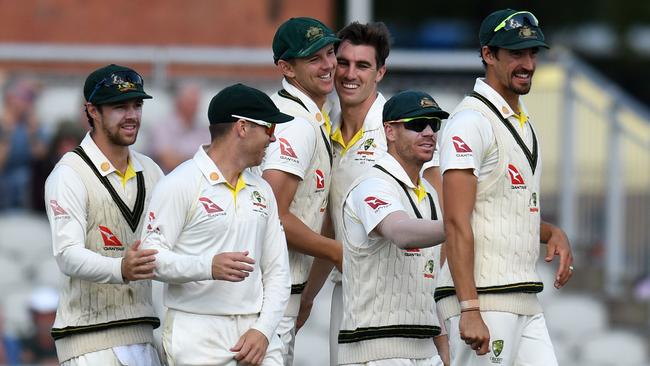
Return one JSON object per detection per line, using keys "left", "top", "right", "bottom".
{"left": 141, "top": 84, "right": 291, "bottom": 366}
{"left": 296, "top": 21, "right": 389, "bottom": 365}
{"left": 338, "top": 90, "right": 449, "bottom": 365}
{"left": 435, "top": 9, "right": 574, "bottom": 365}
{"left": 261, "top": 17, "right": 341, "bottom": 364}
{"left": 44, "top": 64, "right": 163, "bottom": 365}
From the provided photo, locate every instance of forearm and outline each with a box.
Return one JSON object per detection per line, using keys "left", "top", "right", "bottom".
{"left": 55, "top": 246, "right": 124, "bottom": 284}
{"left": 281, "top": 211, "right": 341, "bottom": 263}
{"left": 301, "top": 258, "right": 335, "bottom": 304}
{"left": 377, "top": 213, "right": 446, "bottom": 249}
{"left": 445, "top": 220, "right": 478, "bottom": 301}
{"left": 254, "top": 246, "right": 291, "bottom": 341}
{"left": 146, "top": 245, "right": 213, "bottom": 284}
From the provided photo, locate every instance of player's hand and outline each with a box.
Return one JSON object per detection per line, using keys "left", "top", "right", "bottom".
{"left": 212, "top": 251, "right": 255, "bottom": 282}
{"left": 459, "top": 310, "right": 490, "bottom": 355}
{"left": 296, "top": 298, "right": 313, "bottom": 332}
{"left": 230, "top": 328, "right": 269, "bottom": 366}
{"left": 544, "top": 227, "right": 574, "bottom": 288}
{"left": 121, "top": 240, "right": 158, "bottom": 281}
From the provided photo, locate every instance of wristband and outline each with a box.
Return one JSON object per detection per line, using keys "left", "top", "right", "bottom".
{"left": 459, "top": 299, "right": 480, "bottom": 310}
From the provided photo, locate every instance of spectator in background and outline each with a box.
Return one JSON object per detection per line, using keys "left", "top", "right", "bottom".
{"left": 0, "top": 78, "right": 48, "bottom": 210}
{"left": 149, "top": 82, "right": 209, "bottom": 173}
{"left": 31, "top": 119, "right": 86, "bottom": 212}
{"left": 20, "top": 287, "right": 59, "bottom": 365}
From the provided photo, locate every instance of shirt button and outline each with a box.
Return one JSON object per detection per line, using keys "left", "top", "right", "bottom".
{"left": 100, "top": 162, "right": 110, "bottom": 172}
{"left": 316, "top": 113, "right": 322, "bottom": 122}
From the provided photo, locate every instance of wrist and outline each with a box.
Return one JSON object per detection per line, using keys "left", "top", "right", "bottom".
{"left": 459, "top": 299, "right": 479, "bottom": 312}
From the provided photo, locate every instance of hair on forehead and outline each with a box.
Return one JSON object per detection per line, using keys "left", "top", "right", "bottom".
{"left": 337, "top": 22, "right": 392, "bottom": 68}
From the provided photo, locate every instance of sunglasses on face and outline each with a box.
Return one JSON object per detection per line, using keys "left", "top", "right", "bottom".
{"left": 87, "top": 70, "right": 144, "bottom": 102}
{"left": 493, "top": 11, "right": 539, "bottom": 33}
{"left": 386, "top": 116, "right": 442, "bottom": 133}
{"left": 232, "top": 114, "right": 276, "bottom": 137}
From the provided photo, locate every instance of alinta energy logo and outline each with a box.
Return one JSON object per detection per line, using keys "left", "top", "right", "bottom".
{"left": 199, "top": 197, "right": 226, "bottom": 217}
{"left": 315, "top": 169, "right": 325, "bottom": 190}
{"left": 507, "top": 164, "right": 526, "bottom": 189}
{"left": 279, "top": 138, "right": 299, "bottom": 163}
{"left": 452, "top": 136, "right": 472, "bottom": 157}
{"left": 490, "top": 339, "right": 504, "bottom": 364}
{"left": 99, "top": 225, "right": 124, "bottom": 251}
{"left": 364, "top": 196, "right": 389, "bottom": 210}
{"left": 49, "top": 200, "right": 69, "bottom": 219}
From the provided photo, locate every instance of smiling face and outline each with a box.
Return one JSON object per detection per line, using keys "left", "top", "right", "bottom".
{"left": 90, "top": 99, "right": 143, "bottom": 147}
{"left": 335, "top": 40, "right": 386, "bottom": 109}
{"left": 484, "top": 46, "right": 538, "bottom": 99}
{"left": 386, "top": 121, "right": 437, "bottom": 167}
{"left": 278, "top": 44, "right": 337, "bottom": 107}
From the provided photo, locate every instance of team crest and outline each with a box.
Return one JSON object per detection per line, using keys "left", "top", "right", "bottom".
{"left": 420, "top": 97, "right": 439, "bottom": 109}
{"left": 111, "top": 74, "right": 137, "bottom": 92}
{"left": 251, "top": 190, "right": 267, "bottom": 208}
{"left": 492, "top": 339, "right": 504, "bottom": 357}
{"left": 305, "top": 26, "right": 324, "bottom": 42}
{"left": 424, "top": 259, "right": 435, "bottom": 278}
{"left": 518, "top": 26, "right": 537, "bottom": 39}
{"left": 363, "top": 138, "right": 375, "bottom": 150}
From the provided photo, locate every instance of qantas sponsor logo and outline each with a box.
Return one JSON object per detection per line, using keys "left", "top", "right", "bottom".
{"left": 199, "top": 197, "right": 226, "bottom": 216}
{"left": 49, "top": 200, "right": 69, "bottom": 218}
{"left": 404, "top": 248, "right": 422, "bottom": 257}
{"left": 452, "top": 136, "right": 472, "bottom": 154}
{"left": 279, "top": 138, "right": 298, "bottom": 159}
{"left": 99, "top": 225, "right": 124, "bottom": 251}
{"left": 507, "top": 164, "right": 526, "bottom": 189}
{"left": 364, "top": 196, "right": 389, "bottom": 210}
{"left": 146, "top": 211, "right": 161, "bottom": 233}
{"left": 315, "top": 169, "right": 325, "bottom": 190}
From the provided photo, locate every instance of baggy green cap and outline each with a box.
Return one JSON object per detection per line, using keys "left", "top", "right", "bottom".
{"left": 272, "top": 17, "right": 339, "bottom": 64}
{"left": 83, "top": 64, "right": 152, "bottom": 105}
{"left": 479, "top": 9, "right": 549, "bottom": 50}
{"left": 383, "top": 90, "right": 449, "bottom": 122}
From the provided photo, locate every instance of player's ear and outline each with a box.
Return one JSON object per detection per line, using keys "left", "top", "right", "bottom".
{"left": 277, "top": 59, "right": 296, "bottom": 79}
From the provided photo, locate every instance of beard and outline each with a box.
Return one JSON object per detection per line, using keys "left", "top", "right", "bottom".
{"left": 101, "top": 121, "right": 138, "bottom": 146}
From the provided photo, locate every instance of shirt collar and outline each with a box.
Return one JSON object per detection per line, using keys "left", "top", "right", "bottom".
{"left": 375, "top": 152, "right": 421, "bottom": 190}
{"left": 192, "top": 145, "right": 257, "bottom": 187}
{"left": 474, "top": 78, "right": 528, "bottom": 120}
{"left": 282, "top": 78, "right": 335, "bottom": 127}
{"left": 80, "top": 133, "right": 143, "bottom": 177}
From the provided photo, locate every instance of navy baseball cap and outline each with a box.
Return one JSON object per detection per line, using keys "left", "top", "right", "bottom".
{"left": 208, "top": 84, "right": 293, "bottom": 125}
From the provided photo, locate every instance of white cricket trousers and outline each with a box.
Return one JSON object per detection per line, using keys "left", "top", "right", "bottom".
{"left": 329, "top": 281, "right": 343, "bottom": 366}
{"left": 446, "top": 312, "right": 558, "bottom": 366}
{"left": 344, "top": 355, "right": 444, "bottom": 366}
{"left": 162, "top": 309, "right": 283, "bottom": 366}
{"left": 61, "top": 343, "right": 161, "bottom": 366}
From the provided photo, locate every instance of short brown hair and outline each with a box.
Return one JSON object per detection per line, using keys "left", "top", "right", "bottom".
{"left": 337, "top": 22, "right": 391, "bottom": 68}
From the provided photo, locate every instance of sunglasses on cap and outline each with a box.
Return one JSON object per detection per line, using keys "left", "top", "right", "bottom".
{"left": 493, "top": 11, "right": 539, "bottom": 32}
{"left": 385, "top": 116, "right": 442, "bottom": 133}
{"left": 232, "top": 114, "right": 276, "bottom": 137}
{"left": 87, "top": 70, "right": 144, "bottom": 103}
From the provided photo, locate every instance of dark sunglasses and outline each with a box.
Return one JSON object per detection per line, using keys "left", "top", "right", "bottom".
{"left": 493, "top": 11, "right": 539, "bottom": 32}
{"left": 386, "top": 116, "right": 442, "bottom": 133}
{"left": 87, "top": 70, "right": 144, "bottom": 102}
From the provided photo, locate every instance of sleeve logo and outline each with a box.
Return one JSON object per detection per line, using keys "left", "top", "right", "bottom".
{"left": 452, "top": 136, "right": 472, "bottom": 153}
{"left": 146, "top": 211, "right": 161, "bottom": 233}
{"left": 49, "top": 200, "right": 69, "bottom": 218}
{"left": 99, "top": 225, "right": 124, "bottom": 250}
{"left": 279, "top": 138, "right": 298, "bottom": 158}
{"left": 364, "top": 196, "right": 389, "bottom": 210}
